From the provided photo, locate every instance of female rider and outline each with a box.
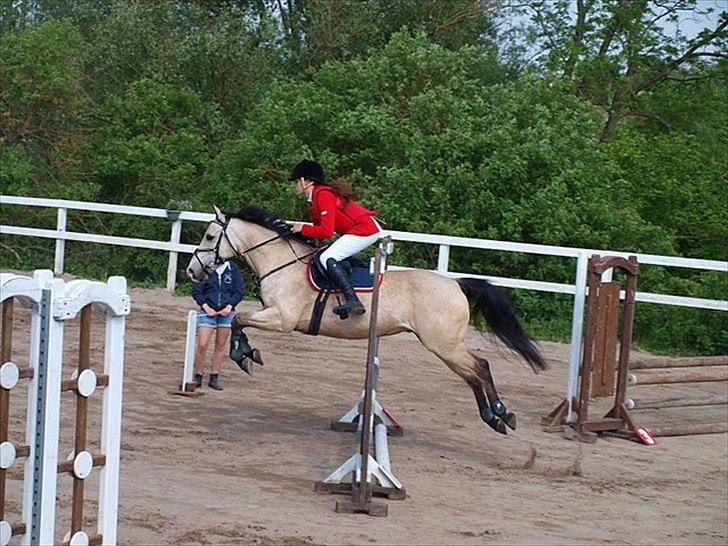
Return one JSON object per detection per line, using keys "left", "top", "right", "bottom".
{"left": 288, "top": 159, "right": 382, "bottom": 318}
{"left": 230, "top": 159, "right": 381, "bottom": 373}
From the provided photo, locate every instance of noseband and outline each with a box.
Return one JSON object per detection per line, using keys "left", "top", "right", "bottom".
{"left": 192, "top": 217, "right": 314, "bottom": 280}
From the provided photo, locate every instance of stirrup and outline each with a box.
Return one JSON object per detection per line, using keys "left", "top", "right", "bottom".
{"left": 333, "top": 300, "right": 365, "bottom": 319}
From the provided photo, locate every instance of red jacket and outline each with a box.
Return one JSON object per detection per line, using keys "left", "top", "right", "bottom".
{"left": 301, "top": 185, "right": 378, "bottom": 239}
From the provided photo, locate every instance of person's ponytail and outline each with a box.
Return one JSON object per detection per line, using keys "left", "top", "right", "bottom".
{"left": 321, "top": 178, "right": 358, "bottom": 205}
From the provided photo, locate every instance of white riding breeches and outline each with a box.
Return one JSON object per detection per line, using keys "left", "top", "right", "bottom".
{"left": 319, "top": 222, "right": 383, "bottom": 268}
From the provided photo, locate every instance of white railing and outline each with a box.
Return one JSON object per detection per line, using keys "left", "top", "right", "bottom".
{"left": 2, "top": 195, "right": 726, "bottom": 422}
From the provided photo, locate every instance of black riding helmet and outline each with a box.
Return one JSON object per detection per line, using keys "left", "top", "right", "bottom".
{"left": 288, "top": 159, "right": 325, "bottom": 183}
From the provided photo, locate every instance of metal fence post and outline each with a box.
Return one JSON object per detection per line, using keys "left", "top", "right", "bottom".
{"left": 166, "top": 211, "right": 182, "bottom": 292}
{"left": 30, "top": 280, "right": 65, "bottom": 545}
{"left": 54, "top": 208, "right": 67, "bottom": 276}
{"left": 565, "top": 252, "right": 589, "bottom": 422}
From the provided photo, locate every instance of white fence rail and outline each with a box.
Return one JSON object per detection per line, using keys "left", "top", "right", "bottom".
{"left": 2, "top": 195, "right": 726, "bottom": 423}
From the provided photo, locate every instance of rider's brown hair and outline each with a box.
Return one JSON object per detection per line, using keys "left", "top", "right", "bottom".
{"left": 318, "top": 178, "right": 358, "bottom": 205}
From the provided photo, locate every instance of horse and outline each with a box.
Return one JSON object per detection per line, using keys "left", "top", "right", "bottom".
{"left": 186, "top": 205, "right": 548, "bottom": 434}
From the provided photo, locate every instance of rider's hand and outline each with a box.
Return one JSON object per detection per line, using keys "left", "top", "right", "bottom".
{"left": 290, "top": 222, "right": 304, "bottom": 233}
{"left": 271, "top": 218, "right": 292, "bottom": 233}
{"left": 202, "top": 304, "right": 217, "bottom": 317}
{"left": 219, "top": 305, "right": 233, "bottom": 316}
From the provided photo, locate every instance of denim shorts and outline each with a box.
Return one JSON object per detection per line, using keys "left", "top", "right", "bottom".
{"left": 197, "top": 311, "right": 235, "bottom": 329}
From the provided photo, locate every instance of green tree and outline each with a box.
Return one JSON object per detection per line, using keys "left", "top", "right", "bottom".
{"left": 0, "top": 17, "right": 95, "bottom": 198}
{"left": 501, "top": 0, "right": 728, "bottom": 139}
{"left": 87, "top": 79, "right": 214, "bottom": 208}
{"left": 262, "top": 0, "right": 501, "bottom": 71}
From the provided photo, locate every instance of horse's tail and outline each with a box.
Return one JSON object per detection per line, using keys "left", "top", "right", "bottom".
{"left": 457, "top": 277, "right": 548, "bottom": 373}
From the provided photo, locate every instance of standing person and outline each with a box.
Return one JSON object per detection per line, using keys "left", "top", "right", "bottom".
{"left": 192, "top": 259, "right": 244, "bottom": 390}
{"left": 287, "top": 159, "right": 383, "bottom": 318}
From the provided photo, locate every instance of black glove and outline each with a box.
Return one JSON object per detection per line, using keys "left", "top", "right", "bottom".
{"left": 270, "top": 218, "right": 291, "bottom": 234}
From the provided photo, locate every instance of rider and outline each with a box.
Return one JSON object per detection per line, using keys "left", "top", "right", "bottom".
{"left": 288, "top": 159, "right": 382, "bottom": 318}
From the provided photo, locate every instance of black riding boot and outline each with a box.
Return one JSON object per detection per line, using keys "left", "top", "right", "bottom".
{"left": 325, "top": 258, "right": 365, "bottom": 318}
{"left": 229, "top": 329, "right": 264, "bottom": 376}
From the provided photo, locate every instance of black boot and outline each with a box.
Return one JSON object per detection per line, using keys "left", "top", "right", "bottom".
{"left": 229, "top": 329, "right": 264, "bottom": 376}
{"left": 325, "top": 258, "right": 365, "bottom": 318}
{"left": 194, "top": 373, "right": 203, "bottom": 388}
{"left": 208, "top": 374, "right": 223, "bottom": 391}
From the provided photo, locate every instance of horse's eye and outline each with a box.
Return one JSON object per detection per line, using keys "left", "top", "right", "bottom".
{"left": 205, "top": 234, "right": 214, "bottom": 241}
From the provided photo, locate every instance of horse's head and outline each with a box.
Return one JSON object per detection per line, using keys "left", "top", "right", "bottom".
{"left": 186, "top": 205, "right": 239, "bottom": 283}
{"left": 187, "top": 205, "right": 301, "bottom": 283}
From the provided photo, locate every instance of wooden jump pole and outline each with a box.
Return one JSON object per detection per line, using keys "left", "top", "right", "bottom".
{"left": 619, "top": 356, "right": 728, "bottom": 439}
{"left": 627, "top": 395, "right": 728, "bottom": 410}
{"left": 630, "top": 356, "right": 727, "bottom": 369}
{"left": 628, "top": 368, "right": 727, "bottom": 386}
{"left": 646, "top": 423, "right": 728, "bottom": 436}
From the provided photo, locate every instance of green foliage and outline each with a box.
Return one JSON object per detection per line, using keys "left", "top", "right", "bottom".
{"left": 0, "top": 17, "right": 93, "bottom": 196}
{"left": 499, "top": 0, "right": 728, "bottom": 139}
{"left": 0, "top": 4, "right": 725, "bottom": 355}
{"left": 88, "top": 79, "right": 216, "bottom": 208}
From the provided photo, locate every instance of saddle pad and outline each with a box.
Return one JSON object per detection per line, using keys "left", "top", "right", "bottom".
{"left": 307, "top": 254, "right": 381, "bottom": 293}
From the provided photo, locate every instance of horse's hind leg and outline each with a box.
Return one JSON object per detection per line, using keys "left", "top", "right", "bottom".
{"left": 466, "top": 378, "right": 508, "bottom": 435}
{"left": 415, "top": 334, "right": 509, "bottom": 434}
{"left": 474, "top": 356, "right": 517, "bottom": 431}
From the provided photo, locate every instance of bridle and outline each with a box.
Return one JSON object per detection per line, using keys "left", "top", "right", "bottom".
{"left": 192, "top": 217, "right": 315, "bottom": 281}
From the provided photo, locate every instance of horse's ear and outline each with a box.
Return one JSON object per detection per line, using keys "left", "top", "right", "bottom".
{"left": 213, "top": 205, "right": 225, "bottom": 223}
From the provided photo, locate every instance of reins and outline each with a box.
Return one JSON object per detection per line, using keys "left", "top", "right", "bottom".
{"left": 258, "top": 237, "right": 316, "bottom": 282}
{"left": 194, "top": 217, "right": 315, "bottom": 281}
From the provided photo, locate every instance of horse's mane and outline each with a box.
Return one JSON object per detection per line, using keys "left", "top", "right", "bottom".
{"left": 227, "top": 206, "right": 313, "bottom": 246}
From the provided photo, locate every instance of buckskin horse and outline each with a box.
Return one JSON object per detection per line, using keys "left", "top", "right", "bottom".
{"left": 186, "top": 205, "right": 548, "bottom": 434}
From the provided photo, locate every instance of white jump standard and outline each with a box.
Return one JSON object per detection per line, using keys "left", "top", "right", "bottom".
{"left": 169, "top": 310, "right": 205, "bottom": 397}
{"left": 314, "top": 238, "right": 406, "bottom": 516}
{"left": 0, "top": 271, "right": 129, "bottom": 546}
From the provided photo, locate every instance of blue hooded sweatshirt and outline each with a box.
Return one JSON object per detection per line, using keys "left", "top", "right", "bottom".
{"left": 192, "top": 261, "right": 244, "bottom": 311}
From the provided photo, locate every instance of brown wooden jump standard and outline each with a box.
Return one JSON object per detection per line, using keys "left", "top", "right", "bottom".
{"left": 542, "top": 255, "right": 641, "bottom": 442}
{"left": 58, "top": 305, "right": 106, "bottom": 546}
{"left": 1, "top": 271, "right": 128, "bottom": 545}
{"left": 542, "top": 254, "right": 727, "bottom": 441}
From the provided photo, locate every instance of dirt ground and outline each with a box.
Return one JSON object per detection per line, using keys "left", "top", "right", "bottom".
{"left": 3, "top": 284, "right": 727, "bottom": 545}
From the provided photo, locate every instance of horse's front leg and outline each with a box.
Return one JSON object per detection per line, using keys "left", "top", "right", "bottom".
{"left": 230, "top": 307, "right": 299, "bottom": 375}
{"left": 236, "top": 306, "right": 299, "bottom": 333}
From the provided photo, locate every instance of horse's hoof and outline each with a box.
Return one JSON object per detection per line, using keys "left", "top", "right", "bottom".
{"left": 481, "top": 408, "right": 507, "bottom": 435}
{"left": 489, "top": 419, "right": 508, "bottom": 435}
{"left": 236, "top": 358, "right": 254, "bottom": 376}
{"left": 333, "top": 309, "right": 350, "bottom": 320}
{"left": 251, "top": 348, "right": 264, "bottom": 366}
{"left": 502, "top": 412, "right": 517, "bottom": 431}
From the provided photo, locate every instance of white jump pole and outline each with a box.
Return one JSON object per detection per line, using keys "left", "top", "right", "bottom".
{"left": 169, "top": 310, "right": 203, "bottom": 397}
